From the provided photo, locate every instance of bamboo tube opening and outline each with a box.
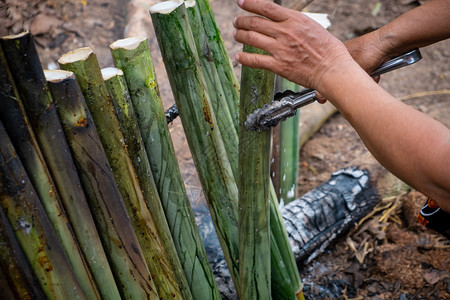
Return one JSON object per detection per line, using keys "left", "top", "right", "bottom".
{"left": 149, "top": 1, "right": 183, "bottom": 14}
{"left": 185, "top": 1, "right": 196, "bottom": 8}
{"left": 1, "top": 31, "right": 28, "bottom": 40}
{"left": 101, "top": 67, "right": 123, "bottom": 80}
{"left": 110, "top": 37, "right": 146, "bottom": 51}
{"left": 44, "top": 69, "right": 74, "bottom": 82}
{"left": 58, "top": 47, "right": 92, "bottom": 64}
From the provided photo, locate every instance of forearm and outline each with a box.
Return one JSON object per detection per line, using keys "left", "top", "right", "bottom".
{"left": 321, "top": 64, "right": 450, "bottom": 211}
{"left": 355, "top": 0, "right": 450, "bottom": 58}
{"left": 382, "top": 0, "right": 450, "bottom": 53}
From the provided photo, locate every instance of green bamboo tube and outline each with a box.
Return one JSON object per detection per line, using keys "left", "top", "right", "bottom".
{"left": 278, "top": 78, "right": 301, "bottom": 205}
{"left": 0, "top": 37, "right": 119, "bottom": 300}
{"left": 0, "top": 32, "right": 101, "bottom": 300}
{"left": 58, "top": 50, "right": 181, "bottom": 300}
{"left": 44, "top": 69, "right": 158, "bottom": 300}
{"left": 110, "top": 37, "right": 220, "bottom": 300}
{"left": 58, "top": 48, "right": 182, "bottom": 299}
{"left": 150, "top": 0, "right": 240, "bottom": 290}
{"left": 186, "top": 1, "right": 239, "bottom": 178}
{"left": 238, "top": 44, "right": 273, "bottom": 299}
{"left": 0, "top": 120, "right": 86, "bottom": 300}
{"left": 0, "top": 199, "right": 45, "bottom": 300}
{"left": 269, "top": 186, "right": 303, "bottom": 299}
{"left": 269, "top": 232, "right": 295, "bottom": 300}
{"left": 194, "top": 0, "right": 240, "bottom": 129}
{"left": 271, "top": 122, "right": 282, "bottom": 199}
{"left": 101, "top": 66, "right": 191, "bottom": 300}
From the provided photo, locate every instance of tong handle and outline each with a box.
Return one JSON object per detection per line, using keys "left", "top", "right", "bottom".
{"left": 289, "top": 48, "right": 422, "bottom": 110}
{"left": 370, "top": 48, "right": 422, "bottom": 77}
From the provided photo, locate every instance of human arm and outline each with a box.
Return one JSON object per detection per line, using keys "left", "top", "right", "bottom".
{"left": 233, "top": 0, "right": 450, "bottom": 211}
{"left": 345, "top": 0, "right": 450, "bottom": 73}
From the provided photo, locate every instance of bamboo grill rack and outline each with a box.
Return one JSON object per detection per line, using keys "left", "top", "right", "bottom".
{"left": 0, "top": 1, "right": 304, "bottom": 299}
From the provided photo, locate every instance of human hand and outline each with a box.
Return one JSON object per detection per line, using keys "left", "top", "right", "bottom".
{"left": 344, "top": 31, "right": 392, "bottom": 77}
{"left": 317, "top": 33, "right": 388, "bottom": 103}
{"left": 233, "top": 0, "right": 355, "bottom": 94}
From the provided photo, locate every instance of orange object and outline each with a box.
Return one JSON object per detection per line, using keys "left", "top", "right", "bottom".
{"left": 418, "top": 198, "right": 450, "bottom": 239}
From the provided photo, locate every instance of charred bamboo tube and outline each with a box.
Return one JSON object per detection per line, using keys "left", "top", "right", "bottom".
{"left": 194, "top": 0, "right": 240, "bottom": 129}
{"left": 110, "top": 37, "right": 220, "bottom": 300}
{"left": 0, "top": 268, "right": 16, "bottom": 300}
{"left": 0, "top": 37, "right": 119, "bottom": 300}
{"left": 150, "top": 0, "right": 240, "bottom": 290}
{"left": 0, "top": 33, "right": 101, "bottom": 300}
{"left": 186, "top": 1, "right": 238, "bottom": 178}
{"left": 278, "top": 78, "right": 300, "bottom": 205}
{"left": 101, "top": 67, "right": 191, "bottom": 300}
{"left": 58, "top": 50, "right": 181, "bottom": 300}
{"left": 0, "top": 120, "right": 86, "bottom": 300}
{"left": 44, "top": 69, "right": 158, "bottom": 300}
{"left": 238, "top": 44, "right": 273, "bottom": 299}
{"left": 0, "top": 197, "right": 45, "bottom": 300}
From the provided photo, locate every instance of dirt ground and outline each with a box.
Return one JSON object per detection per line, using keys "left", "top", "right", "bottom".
{"left": 1, "top": 0, "right": 449, "bottom": 299}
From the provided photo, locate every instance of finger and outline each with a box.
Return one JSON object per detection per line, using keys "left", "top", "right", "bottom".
{"left": 233, "top": 29, "right": 277, "bottom": 53}
{"left": 237, "top": 0, "right": 291, "bottom": 22}
{"left": 315, "top": 91, "right": 327, "bottom": 103}
{"left": 233, "top": 15, "right": 279, "bottom": 38}
{"left": 235, "top": 51, "right": 278, "bottom": 72}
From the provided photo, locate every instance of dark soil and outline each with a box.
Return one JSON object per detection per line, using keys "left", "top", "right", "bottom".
{"left": 2, "top": 0, "right": 448, "bottom": 299}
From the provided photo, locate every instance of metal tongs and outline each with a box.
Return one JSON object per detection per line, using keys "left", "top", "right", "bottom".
{"left": 244, "top": 49, "right": 422, "bottom": 131}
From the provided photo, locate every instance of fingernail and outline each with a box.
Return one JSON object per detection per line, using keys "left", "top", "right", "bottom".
{"left": 233, "top": 30, "right": 237, "bottom": 38}
{"left": 238, "top": 0, "right": 244, "bottom": 7}
{"left": 235, "top": 53, "right": 240, "bottom": 62}
{"left": 233, "top": 17, "right": 237, "bottom": 27}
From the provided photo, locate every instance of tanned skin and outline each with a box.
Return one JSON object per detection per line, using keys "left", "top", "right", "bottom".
{"left": 233, "top": 0, "right": 450, "bottom": 211}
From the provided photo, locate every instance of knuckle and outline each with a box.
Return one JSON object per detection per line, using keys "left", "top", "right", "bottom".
{"left": 247, "top": 31, "right": 259, "bottom": 44}
{"left": 260, "top": 2, "right": 275, "bottom": 16}
{"left": 247, "top": 54, "right": 259, "bottom": 66}
{"left": 248, "top": 17, "right": 260, "bottom": 31}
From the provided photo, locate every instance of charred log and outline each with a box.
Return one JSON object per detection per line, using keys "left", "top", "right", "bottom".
{"left": 194, "top": 166, "right": 379, "bottom": 300}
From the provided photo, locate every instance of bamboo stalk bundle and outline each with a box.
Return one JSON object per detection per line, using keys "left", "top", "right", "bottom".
{"left": 110, "top": 37, "right": 221, "bottom": 299}
{"left": 58, "top": 50, "right": 182, "bottom": 299}
{"left": 0, "top": 36, "right": 119, "bottom": 300}
{"left": 186, "top": 1, "right": 239, "bottom": 178}
{"left": 44, "top": 69, "right": 158, "bottom": 299}
{"left": 151, "top": 2, "right": 305, "bottom": 298}
{"left": 101, "top": 66, "right": 192, "bottom": 300}
{"left": 0, "top": 120, "right": 87, "bottom": 300}
{"left": 0, "top": 33, "right": 102, "bottom": 299}
{"left": 278, "top": 78, "right": 301, "bottom": 205}
{"left": 150, "top": 0, "right": 240, "bottom": 289}
{"left": 238, "top": 44, "right": 273, "bottom": 299}
{"left": 0, "top": 196, "right": 45, "bottom": 300}
{"left": 189, "top": 2, "right": 304, "bottom": 297}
